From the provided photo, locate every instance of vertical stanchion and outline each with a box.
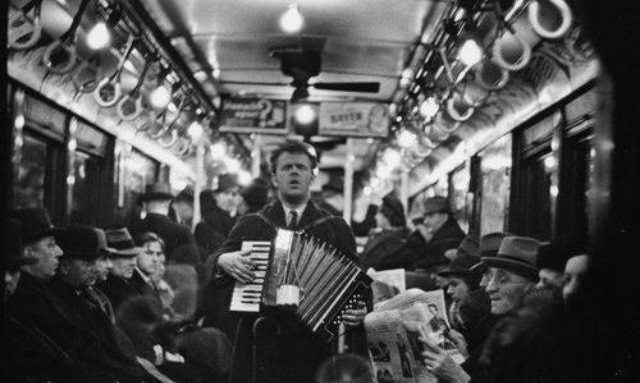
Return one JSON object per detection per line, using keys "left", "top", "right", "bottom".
{"left": 252, "top": 144, "right": 261, "bottom": 178}
{"left": 400, "top": 167, "right": 409, "bottom": 218}
{"left": 343, "top": 138, "right": 355, "bottom": 225}
{"left": 193, "top": 141, "right": 205, "bottom": 231}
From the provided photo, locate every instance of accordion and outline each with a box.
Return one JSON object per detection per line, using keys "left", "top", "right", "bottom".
{"left": 230, "top": 229, "right": 371, "bottom": 342}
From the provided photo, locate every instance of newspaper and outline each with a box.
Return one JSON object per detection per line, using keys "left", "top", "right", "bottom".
{"left": 364, "top": 289, "right": 466, "bottom": 382}
{"left": 367, "top": 268, "right": 406, "bottom": 293}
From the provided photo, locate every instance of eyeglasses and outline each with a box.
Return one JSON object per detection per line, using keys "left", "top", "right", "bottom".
{"left": 481, "top": 269, "right": 520, "bottom": 287}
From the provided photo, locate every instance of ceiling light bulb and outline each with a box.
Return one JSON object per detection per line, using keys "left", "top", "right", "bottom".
{"left": 458, "top": 38, "right": 483, "bottom": 67}
{"left": 238, "top": 170, "right": 252, "bottom": 186}
{"left": 294, "top": 104, "right": 316, "bottom": 124}
{"left": 210, "top": 142, "right": 226, "bottom": 160}
{"left": 187, "top": 121, "right": 203, "bottom": 141}
{"left": 280, "top": 3, "right": 304, "bottom": 34}
{"left": 397, "top": 130, "right": 417, "bottom": 148}
{"left": 419, "top": 96, "right": 440, "bottom": 119}
{"left": 148, "top": 85, "right": 171, "bottom": 109}
{"left": 86, "top": 21, "right": 111, "bottom": 50}
{"left": 225, "top": 158, "right": 241, "bottom": 173}
{"left": 382, "top": 148, "right": 402, "bottom": 168}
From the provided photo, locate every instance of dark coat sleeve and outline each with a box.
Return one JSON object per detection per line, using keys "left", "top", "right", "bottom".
{"left": 351, "top": 204, "right": 379, "bottom": 237}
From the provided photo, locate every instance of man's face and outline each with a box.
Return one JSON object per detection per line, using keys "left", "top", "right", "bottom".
{"left": 62, "top": 259, "right": 98, "bottom": 287}
{"left": 94, "top": 256, "right": 113, "bottom": 282}
{"left": 23, "top": 236, "right": 63, "bottom": 280}
{"left": 4, "top": 270, "right": 21, "bottom": 297}
{"left": 422, "top": 212, "right": 447, "bottom": 233}
{"left": 483, "top": 267, "right": 533, "bottom": 315}
{"left": 110, "top": 257, "right": 137, "bottom": 279}
{"left": 446, "top": 277, "right": 470, "bottom": 303}
{"left": 137, "top": 241, "right": 163, "bottom": 276}
{"left": 272, "top": 152, "right": 314, "bottom": 205}
{"left": 215, "top": 187, "right": 240, "bottom": 213}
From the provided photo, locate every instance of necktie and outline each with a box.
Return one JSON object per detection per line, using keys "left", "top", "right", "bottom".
{"left": 288, "top": 211, "right": 298, "bottom": 230}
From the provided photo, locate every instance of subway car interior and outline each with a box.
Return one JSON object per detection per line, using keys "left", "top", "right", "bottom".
{"left": 1, "top": 1, "right": 639, "bottom": 383}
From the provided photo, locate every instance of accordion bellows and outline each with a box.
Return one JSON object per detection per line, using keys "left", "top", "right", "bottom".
{"left": 230, "top": 229, "right": 371, "bottom": 342}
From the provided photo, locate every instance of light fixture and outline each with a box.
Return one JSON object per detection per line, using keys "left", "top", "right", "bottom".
{"left": 86, "top": 21, "right": 111, "bottom": 50}
{"left": 397, "top": 129, "right": 417, "bottom": 148}
{"left": 224, "top": 158, "right": 241, "bottom": 173}
{"left": 238, "top": 170, "right": 252, "bottom": 186}
{"left": 148, "top": 85, "right": 171, "bottom": 109}
{"left": 210, "top": 142, "right": 226, "bottom": 160}
{"left": 382, "top": 148, "right": 402, "bottom": 168}
{"left": 293, "top": 104, "right": 316, "bottom": 125}
{"left": 458, "top": 38, "right": 483, "bottom": 67}
{"left": 187, "top": 120, "right": 203, "bottom": 141}
{"left": 280, "top": 3, "right": 304, "bottom": 34}
{"left": 419, "top": 96, "right": 439, "bottom": 119}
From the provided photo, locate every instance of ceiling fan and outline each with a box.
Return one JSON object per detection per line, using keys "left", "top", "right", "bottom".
{"left": 220, "top": 40, "right": 380, "bottom": 103}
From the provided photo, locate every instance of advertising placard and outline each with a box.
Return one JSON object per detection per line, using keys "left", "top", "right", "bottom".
{"left": 319, "top": 102, "right": 389, "bottom": 138}
{"left": 219, "top": 98, "right": 288, "bottom": 134}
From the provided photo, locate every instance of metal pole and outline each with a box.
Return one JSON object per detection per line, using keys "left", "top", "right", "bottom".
{"left": 193, "top": 141, "right": 205, "bottom": 231}
{"left": 400, "top": 167, "right": 409, "bottom": 218}
{"left": 252, "top": 145, "right": 261, "bottom": 178}
{"left": 343, "top": 138, "right": 355, "bottom": 225}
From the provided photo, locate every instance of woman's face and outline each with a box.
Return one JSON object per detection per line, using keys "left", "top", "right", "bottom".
{"left": 446, "top": 277, "right": 471, "bottom": 303}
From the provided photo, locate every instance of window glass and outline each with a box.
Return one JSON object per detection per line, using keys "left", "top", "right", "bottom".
{"left": 69, "top": 151, "right": 103, "bottom": 225}
{"left": 479, "top": 135, "right": 512, "bottom": 235}
{"left": 14, "top": 133, "right": 46, "bottom": 208}
{"left": 449, "top": 163, "right": 471, "bottom": 233}
{"left": 114, "top": 146, "right": 158, "bottom": 226}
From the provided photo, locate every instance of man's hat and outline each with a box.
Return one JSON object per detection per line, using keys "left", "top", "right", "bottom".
{"left": 379, "top": 194, "right": 406, "bottom": 227}
{"left": 457, "top": 236, "right": 479, "bottom": 258}
{"left": 3, "top": 219, "right": 37, "bottom": 269}
{"left": 214, "top": 173, "right": 239, "bottom": 193}
{"left": 104, "top": 228, "right": 141, "bottom": 258}
{"left": 423, "top": 196, "right": 451, "bottom": 215}
{"left": 479, "top": 232, "right": 510, "bottom": 258}
{"left": 141, "top": 182, "right": 173, "bottom": 202}
{"left": 471, "top": 236, "right": 541, "bottom": 281}
{"left": 56, "top": 226, "right": 111, "bottom": 261}
{"left": 438, "top": 255, "right": 480, "bottom": 277}
{"left": 11, "top": 207, "right": 58, "bottom": 244}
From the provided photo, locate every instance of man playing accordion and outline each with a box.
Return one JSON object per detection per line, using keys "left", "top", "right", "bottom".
{"left": 211, "top": 141, "right": 369, "bottom": 383}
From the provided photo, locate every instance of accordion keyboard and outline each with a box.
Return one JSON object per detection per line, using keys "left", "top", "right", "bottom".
{"left": 229, "top": 241, "right": 271, "bottom": 313}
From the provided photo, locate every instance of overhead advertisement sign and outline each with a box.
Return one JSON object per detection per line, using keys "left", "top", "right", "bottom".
{"left": 318, "top": 102, "right": 390, "bottom": 138}
{"left": 219, "top": 98, "right": 288, "bottom": 134}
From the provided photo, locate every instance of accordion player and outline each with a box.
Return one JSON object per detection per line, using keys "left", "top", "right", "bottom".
{"left": 229, "top": 228, "right": 372, "bottom": 342}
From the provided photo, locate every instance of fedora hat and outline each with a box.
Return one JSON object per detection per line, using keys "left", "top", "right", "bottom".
{"left": 423, "top": 196, "right": 450, "bottom": 215}
{"left": 478, "top": 232, "right": 511, "bottom": 258}
{"left": 141, "top": 182, "right": 173, "bottom": 202}
{"left": 3, "top": 219, "right": 37, "bottom": 269}
{"left": 104, "top": 228, "right": 141, "bottom": 258}
{"left": 472, "top": 236, "right": 541, "bottom": 281}
{"left": 11, "top": 208, "right": 58, "bottom": 244}
{"left": 438, "top": 255, "right": 480, "bottom": 277}
{"left": 457, "top": 236, "right": 479, "bottom": 258}
{"left": 56, "top": 226, "right": 111, "bottom": 261}
{"left": 214, "top": 173, "right": 239, "bottom": 193}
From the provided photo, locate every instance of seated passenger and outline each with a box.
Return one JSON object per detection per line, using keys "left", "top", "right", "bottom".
{"left": 360, "top": 194, "right": 410, "bottom": 270}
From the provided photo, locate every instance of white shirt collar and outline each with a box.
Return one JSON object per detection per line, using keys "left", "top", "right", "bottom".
{"left": 282, "top": 203, "right": 307, "bottom": 226}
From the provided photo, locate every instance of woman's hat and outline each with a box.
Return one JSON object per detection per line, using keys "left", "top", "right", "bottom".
{"left": 214, "top": 173, "right": 239, "bottom": 193}
{"left": 104, "top": 228, "right": 141, "bottom": 258}
{"left": 141, "top": 182, "right": 173, "bottom": 202}
{"left": 471, "top": 236, "right": 541, "bottom": 281}
{"left": 11, "top": 207, "right": 58, "bottom": 245}
{"left": 438, "top": 255, "right": 480, "bottom": 277}
{"left": 379, "top": 194, "right": 406, "bottom": 227}
{"left": 56, "top": 226, "right": 112, "bottom": 261}
{"left": 457, "top": 236, "right": 479, "bottom": 258}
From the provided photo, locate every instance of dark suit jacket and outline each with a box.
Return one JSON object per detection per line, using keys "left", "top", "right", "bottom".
{"left": 129, "top": 212, "right": 201, "bottom": 265}
{"left": 204, "top": 200, "right": 363, "bottom": 383}
{"left": 360, "top": 227, "right": 411, "bottom": 270}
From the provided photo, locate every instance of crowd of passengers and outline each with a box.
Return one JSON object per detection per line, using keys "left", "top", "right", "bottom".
{"left": 3, "top": 168, "right": 595, "bottom": 383}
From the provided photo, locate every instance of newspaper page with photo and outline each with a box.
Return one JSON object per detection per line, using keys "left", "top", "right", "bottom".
{"left": 374, "top": 289, "right": 466, "bottom": 365}
{"left": 364, "top": 310, "right": 432, "bottom": 383}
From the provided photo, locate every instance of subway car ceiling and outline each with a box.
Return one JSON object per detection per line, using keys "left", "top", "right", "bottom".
{"left": 7, "top": 0, "right": 596, "bottom": 197}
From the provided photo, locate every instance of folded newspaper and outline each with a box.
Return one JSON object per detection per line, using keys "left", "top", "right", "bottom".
{"left": 364, "top": 288, "right": 466, "bottom": 383}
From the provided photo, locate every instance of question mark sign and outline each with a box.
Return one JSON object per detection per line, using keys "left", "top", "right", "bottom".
{"left": 258, "top": 99, "right": 272, "bottom": 127}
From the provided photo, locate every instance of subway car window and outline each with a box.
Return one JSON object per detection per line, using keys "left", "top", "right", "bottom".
{"left": 3, "top": 1, "right": 638, "bottom": 382}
